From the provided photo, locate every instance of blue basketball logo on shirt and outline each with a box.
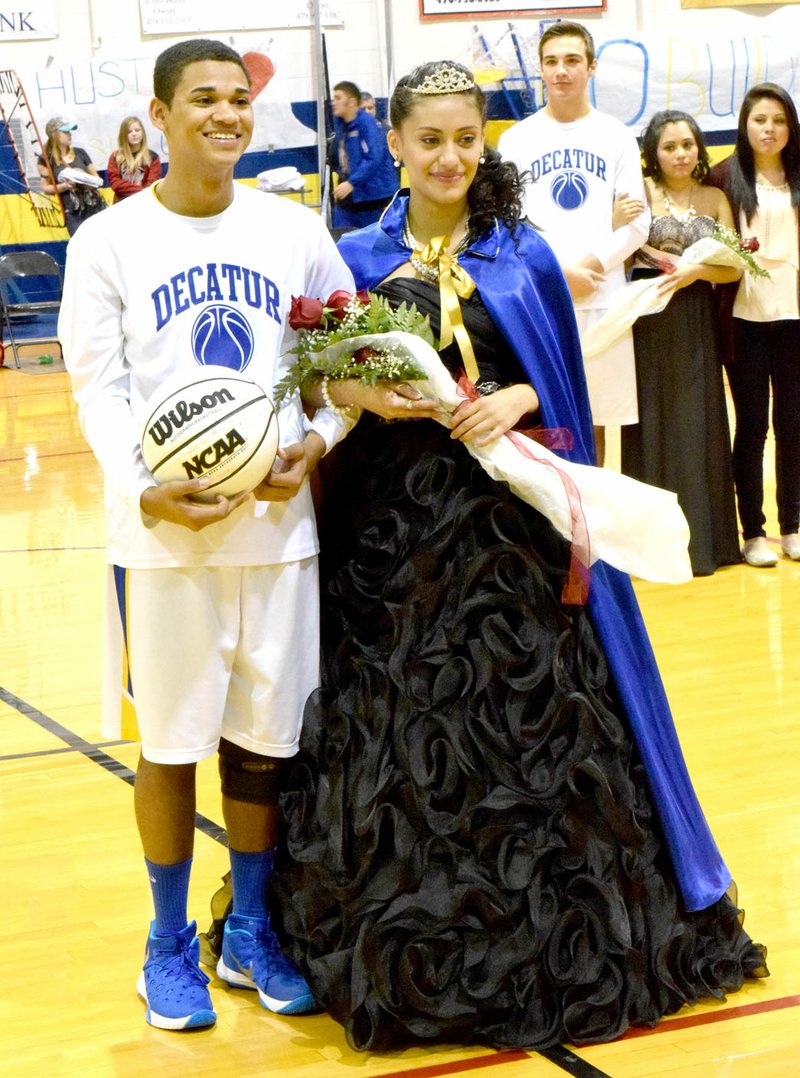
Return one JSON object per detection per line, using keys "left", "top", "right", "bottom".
{"left": 550, "top": 171, "right": 589, "bottom": 211}
{"left": 191, "top": 305, "right": 254, "bottom": 372}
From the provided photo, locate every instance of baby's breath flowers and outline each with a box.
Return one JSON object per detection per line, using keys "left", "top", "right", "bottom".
{"left": 273, "top": 290, "right": 435, "bottom": 405}
{"left": 711, "top": 223, "right": 770, "bottom": 278}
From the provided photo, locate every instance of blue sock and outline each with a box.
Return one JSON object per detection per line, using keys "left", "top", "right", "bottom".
{"left": 145, "top": 856, "right": 192, "bottom": 936}
{"left": 229, "top": 847, "right": 275, "bottom": 920}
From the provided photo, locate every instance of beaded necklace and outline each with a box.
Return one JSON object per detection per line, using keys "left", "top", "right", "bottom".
{"left": 403, "top": 217, "right": 469, "bottom": 279}
{"left": 660, "top": 184, "right": 696, "bottom": 224}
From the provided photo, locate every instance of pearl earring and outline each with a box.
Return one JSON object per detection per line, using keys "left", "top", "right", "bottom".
{"left": 479, "top": 153, "right": 486, "bottom": 165}
{"left": 393, "top": 157, "right": 401, "bottom": 169}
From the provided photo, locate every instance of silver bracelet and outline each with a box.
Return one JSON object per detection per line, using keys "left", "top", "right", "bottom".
{"left": 320, "top": 374, "right": 351, "bottom": 416}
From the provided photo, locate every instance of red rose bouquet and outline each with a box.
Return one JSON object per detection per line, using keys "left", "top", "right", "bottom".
{"left": 273, "top": 290, "right": 434, "bottom": 405}
{"left": 708, "top": 223, "right": 769, "bottom": 278}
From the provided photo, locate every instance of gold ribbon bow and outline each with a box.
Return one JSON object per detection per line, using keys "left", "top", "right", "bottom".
{"left": 414, "top": 235, "right": 480, "bottom": 384}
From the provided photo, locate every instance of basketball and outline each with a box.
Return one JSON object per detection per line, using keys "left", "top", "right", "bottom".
{"left": 139, "top": 370, "right": 279, "bottom": 500}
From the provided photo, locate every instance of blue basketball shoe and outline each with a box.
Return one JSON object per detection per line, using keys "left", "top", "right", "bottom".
{"left": 137, "top": 920, "right": 217, "bottom": 1030}
{"left": 216, "top": 913, "right": 318, "bottom": 1014}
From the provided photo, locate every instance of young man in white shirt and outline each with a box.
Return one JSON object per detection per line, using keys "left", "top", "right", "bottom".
{"left": 59, "top": 38, "right": 355, "bottom": 1031}
{"left": 498, "top": 21, "right": 650, "bottom": 463}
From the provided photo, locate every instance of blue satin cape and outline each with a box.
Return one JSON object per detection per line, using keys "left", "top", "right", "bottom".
{"left": 337, "top": 192, "right": 731, "bottom": 912}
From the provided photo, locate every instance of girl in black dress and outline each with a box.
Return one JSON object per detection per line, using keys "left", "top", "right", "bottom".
{"left": 621, "top": 110, "right": 742, "bottom": 576}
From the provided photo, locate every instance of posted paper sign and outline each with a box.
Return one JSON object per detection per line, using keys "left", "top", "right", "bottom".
{"left": 0, "top": 1, "right": 58, "bottom": 39}
{"left": 419, "top": 0, "right": 605, "bottom": 20}
{"left": 139, "top": 0, "right": 343, "bottom": 35}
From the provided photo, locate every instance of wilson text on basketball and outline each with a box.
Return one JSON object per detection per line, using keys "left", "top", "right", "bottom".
{"left": 147, "top": 387, "right": 236, "bottom": 446}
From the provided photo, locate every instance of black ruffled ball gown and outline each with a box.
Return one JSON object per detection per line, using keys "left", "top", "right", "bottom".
{"left": 272, "top": 278, "right": 767, "bottom": 1052}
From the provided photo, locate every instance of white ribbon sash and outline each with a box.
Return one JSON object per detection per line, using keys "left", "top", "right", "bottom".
{"left": 581, "top": 237, "right": 748, "bottom": 360}
{"left": 315, "top": 330, "right": 692, "bottom": 586}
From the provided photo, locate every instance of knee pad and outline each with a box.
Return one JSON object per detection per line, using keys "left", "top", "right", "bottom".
{"left": 218, "top": 737, "right": 289, "bottom": 805}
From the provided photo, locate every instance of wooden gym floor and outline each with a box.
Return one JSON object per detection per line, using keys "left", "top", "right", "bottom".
{"left": 1, "top": 362, "right": 798, "bottom": 1077}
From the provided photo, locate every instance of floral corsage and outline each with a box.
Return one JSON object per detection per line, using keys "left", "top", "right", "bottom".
{"left": 273, "top": 290, "right": 434, "bottom": 405}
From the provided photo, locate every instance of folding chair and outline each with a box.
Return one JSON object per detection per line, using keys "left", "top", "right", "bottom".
{"left": 0, "top": 251, "right": 63, "bottom": 369}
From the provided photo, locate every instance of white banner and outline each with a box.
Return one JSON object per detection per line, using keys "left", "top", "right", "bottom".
{"left": 8, "top": 40, "right": 316, "bottom": 177}
{"left": 138, "top": 0, "right": 343, "bottom": 35}
{"left": 0, "top": 1, "right": 57, "bottom": 39}
{"left": 477, "top": 16, "right": 800, "bottom": 133}
{"left": 592, "top": 31, "right": 799, "bottom": 132}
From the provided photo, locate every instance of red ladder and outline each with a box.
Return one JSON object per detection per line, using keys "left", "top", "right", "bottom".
{"left": 0, "top": 69, "right": 65, "bottom": 230}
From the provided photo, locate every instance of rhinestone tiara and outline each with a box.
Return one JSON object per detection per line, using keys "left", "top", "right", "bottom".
{"left": 409, "top": 64, "right": 476, "bottom": 96}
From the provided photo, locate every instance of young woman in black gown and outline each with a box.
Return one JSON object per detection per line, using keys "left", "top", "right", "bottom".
{"left": 620, "top": 110, "right": 742, "bottom": 576}
{"left": 206, "top": 63, "right": 767, "bottom": 1052}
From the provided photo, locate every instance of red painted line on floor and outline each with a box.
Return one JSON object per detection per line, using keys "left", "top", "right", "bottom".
{"left": 376, "top": 1049, "right": 531, "bottom": 1078}
{"left": 334, "top": 995, "right": 800, "bottom": 1078}
{"left": 619, "top": 993, "right": 800, "bottom": 1039}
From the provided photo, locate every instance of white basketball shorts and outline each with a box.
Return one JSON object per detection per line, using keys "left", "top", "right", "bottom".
{"left": 103, "top": 558, "right": 319, "bottom": 764}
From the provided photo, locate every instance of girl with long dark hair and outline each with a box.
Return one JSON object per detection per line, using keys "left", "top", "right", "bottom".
{"left": 709, "top": 83, "right": 800, "bottom": 566}
{"left": 264, "top": 62, "right": 767, "bottom": 1051}
{"left": 621, "top": 109, "right": 742, "bottom": 575}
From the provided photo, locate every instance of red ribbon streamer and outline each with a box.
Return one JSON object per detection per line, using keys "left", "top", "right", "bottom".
{"left": 455, "top": 374, "right": 591, "bottom": 605}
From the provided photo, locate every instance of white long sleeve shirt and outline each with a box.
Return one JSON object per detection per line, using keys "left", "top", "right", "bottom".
{"left": 59, "top": 183, "right": 354, "bottom": 568}
{"left": 498, "top": 108, "right": 650, "bottom": 310}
